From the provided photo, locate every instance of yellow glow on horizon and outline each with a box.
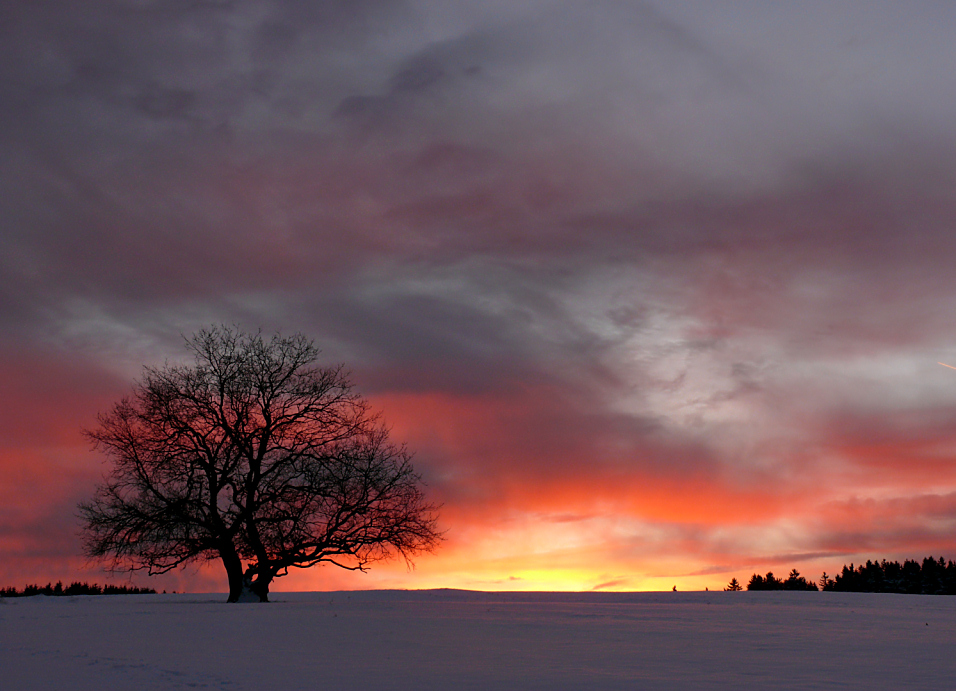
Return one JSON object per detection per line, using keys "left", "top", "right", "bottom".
{"left": 283, "top": 567, "right": 730, "bottom": 593}
{"left": 278, "top": 554, "right": 741, "bottom": 593}
{"left": 478, "top": 569, "right": 638, "bottom": 592}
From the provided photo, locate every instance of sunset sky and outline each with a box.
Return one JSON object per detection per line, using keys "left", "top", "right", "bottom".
{"left": 3, "top": 0, "right": 956, "bottom": 593}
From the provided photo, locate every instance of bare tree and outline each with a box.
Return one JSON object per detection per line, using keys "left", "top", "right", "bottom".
{"left": 80, "top": 326, "right": 441, "bottom": 602}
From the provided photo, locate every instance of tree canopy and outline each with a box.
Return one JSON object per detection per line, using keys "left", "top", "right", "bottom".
{"left": 80, "top": 326, "right": 441, "bottom": 602}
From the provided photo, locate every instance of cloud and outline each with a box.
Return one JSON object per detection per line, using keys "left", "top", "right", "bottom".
{"left": 3, "top": 0, "right": 956, "bottom": 590}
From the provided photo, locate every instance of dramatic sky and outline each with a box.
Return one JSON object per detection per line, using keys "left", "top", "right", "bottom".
{"left": 3, "top": 0, "right": 956, "bottom": 593}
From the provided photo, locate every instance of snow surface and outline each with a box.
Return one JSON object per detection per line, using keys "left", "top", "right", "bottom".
{"left": 2, "top": 590, "right": 954, "bottom": 690}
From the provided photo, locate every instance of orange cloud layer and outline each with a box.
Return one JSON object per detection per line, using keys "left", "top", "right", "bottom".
{"left": 4, "top": 350, "right": 956, "bottom": 594}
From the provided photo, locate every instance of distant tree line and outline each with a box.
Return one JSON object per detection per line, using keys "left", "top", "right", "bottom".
{"left": 825, "top": 557, "right": 956, "bottom": 594}
{"left": 0, "top": 581, "right": 157, "bottom": 597}
{"left": 726, "top": 556, "right": 956, "bottom": 594}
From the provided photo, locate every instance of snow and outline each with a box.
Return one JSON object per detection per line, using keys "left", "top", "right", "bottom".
{"left": 2, "top": 590, "right": 954, "bottom": 690}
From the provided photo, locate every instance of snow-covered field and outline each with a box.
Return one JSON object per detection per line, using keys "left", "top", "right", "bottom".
{"left": 3, "top": 589, "right": 954, "bottom": 690}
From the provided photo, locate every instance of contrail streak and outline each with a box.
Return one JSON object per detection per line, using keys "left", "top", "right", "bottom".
{"left": 938, "top": 362, "right": 956, "bottom": 371}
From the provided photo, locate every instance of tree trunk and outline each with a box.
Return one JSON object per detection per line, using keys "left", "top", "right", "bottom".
{"left": 246, "top": 566, "right": 272, "bottom": 603}
{"left": 249, "top": 577, "right": 271, "bottom": 602}
{"left": 220, "top": 545, "right": 245, "bottom": 603}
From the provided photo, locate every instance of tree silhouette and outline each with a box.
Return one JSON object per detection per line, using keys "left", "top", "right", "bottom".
{"left": 746, "top": 571, "right": 796, "bottom": 591}
{"left": 732, "top": 556, "right": 956, "bottom": 596}
{"left": 80, "top": 326, "right": 441, "bottom": 602}
{"left": 783, "top": 569, "right": 818, "bottom": 591}
{"left": 0, "top": 581, "right": 156, "bottom": 597}
{"left": 725, "top": 577, "right": 742, "bottom": 591}
{"left": 827, "top": 556, "right": 956, "bottom": 594}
